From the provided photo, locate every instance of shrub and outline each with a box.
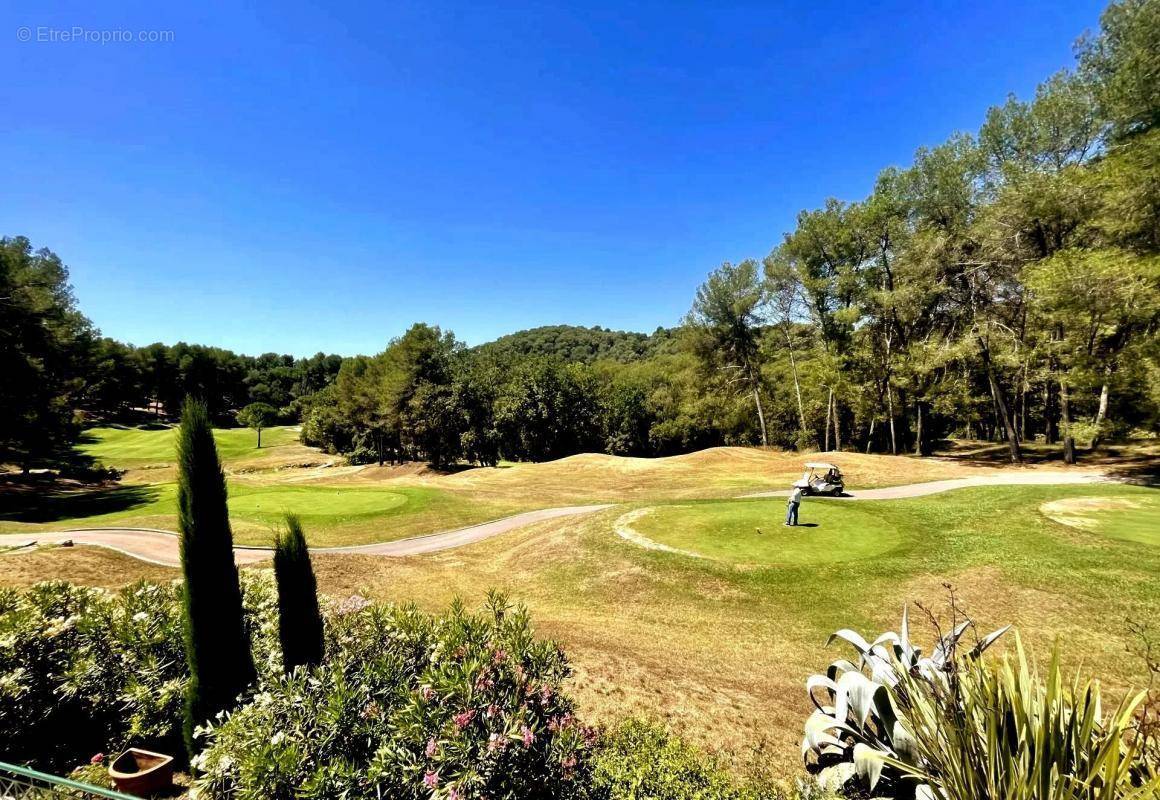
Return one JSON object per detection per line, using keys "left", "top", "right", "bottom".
{"left": 801, "top": 606, "right": 1009, "bottom": 796}
{"left": 194, "top": 592, "right": 596, "bottom": 799}
{"left": 177, "top": 397, "right": 256, "bottom": 756}
{"left": 0, "top": 581, "right": 187, "bottom": 772}
{"left": 890, "top": 635, "right": 1159, "bottom": 800}
{"left": 590, "top": 719, "right": 820, "bottom": 800}
{"left": 802, "top": 606, "right": 1160, "bottom": 798}
{"left": 273, "top": 514, "right": 324, "bottom": 673}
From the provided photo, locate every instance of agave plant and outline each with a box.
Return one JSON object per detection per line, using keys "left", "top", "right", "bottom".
{"left": 801, "top": 607, "right": 1009, "bottom": 797}
{"left": 887, "top": 635, "right": 1160, "bottom": 800}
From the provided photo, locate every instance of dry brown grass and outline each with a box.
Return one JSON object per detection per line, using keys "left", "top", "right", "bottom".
{"left": 0, "top": 544, "right": 178, "bottom": 588}
{"left": 325, "top": 446, "right": 1083, "bottom": 507}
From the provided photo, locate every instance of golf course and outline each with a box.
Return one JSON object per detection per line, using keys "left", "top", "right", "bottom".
{"left": 2, "top": 424, "right": 1156, "bottom": 778}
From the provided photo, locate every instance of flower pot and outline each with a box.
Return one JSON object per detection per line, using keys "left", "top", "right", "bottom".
{"left": 108, "top": 748, "right": 174, "bottom": 796}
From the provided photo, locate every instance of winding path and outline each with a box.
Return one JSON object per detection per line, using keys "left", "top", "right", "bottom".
{"left": 738, "top": 470, "right": 1108, "bottom": 500}
{"left": 615, "top": 470, "right": 1112, "bottom": 554}
{"left": 0, "top": 471, "right": 1111, "bottom": 566}
{"left": 0, "top": 505, "right": 614, "bottom": 567}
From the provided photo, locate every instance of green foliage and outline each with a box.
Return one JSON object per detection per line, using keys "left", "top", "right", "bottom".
{"left": 1079, "top": 0, "right": 1160, "bottom": 140}
{"left": 236, "top": 402, "right": 278, "bottom": 447}
{"left": 0, "top": 236, "right": 90, "bottom": 469}
{"left": 591, "top": 719, "right": 811, "bottom": 800}
{"left": 176, "top": 397, "right": 256, "bottom": 757}
{"left": 890, "top": 636, "right": 1159, "bottom": 800}
{"left": 802, "top": 608, "right": 1010, "bottom": 796}
{"left": 194, "top": 592, "right": 595, "bottom": 799}
{"left": 273, "top": 514, "right": 324, "bottom": 673}
{"left": 479, "top": 325, "right": 677, "bottom": 365}
{"left": 0, "top": 581, "right": 187, "bottom": 772}
{"left": 685, "top": 260, "right": 771, "bottom": 446}
{"left": 803, "top": 608, "right": 1159, "bottom": 799}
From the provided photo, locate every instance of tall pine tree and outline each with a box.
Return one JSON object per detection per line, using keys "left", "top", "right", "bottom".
{"left": 177, "top": 397, "right": 255, "bottom": 758}
{"left": 273, "top": 514, "right": 325, "bottom": 673}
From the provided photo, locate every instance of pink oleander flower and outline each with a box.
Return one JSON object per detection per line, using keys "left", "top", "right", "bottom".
{"left": 90, "top": 753, "right": 104, "bottom": 765}
{"left": 486, "top": 702, "right": 499, "bottom": 718}
{"left": 540, "top": 685, "right": 553, "bottom": 704}
{"left": 487, "top": 732, "right": 506, "bottom": 752}
{"left": 562, "top": 754, "right": 577, "bottom": 770}
{"left": 454, "top": 709, "right": 476, "bottom": 729}
{"left": 423, "top": 770, "right": 439, "bottom": 788}
{"left": 521, "top": 725, "right": 535, "bottom": 747}
{"left": 448, "top": 786, "right": 462, "bottom": 800}
{"left": 492, "top": 648, "right": 507, "bottom": 663}
{"left": 336, "top": 594, "right": 371, "bottom": 615}
{"left": 425, "top": 737, "right": 438, "bottom": 758}
{"left": 420, "top": 685, "right": 435, "bottom": 701}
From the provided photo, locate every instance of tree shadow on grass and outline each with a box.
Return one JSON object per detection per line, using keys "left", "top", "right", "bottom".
{"left": 0, "top": 483, "right": 161, "bottom": 524}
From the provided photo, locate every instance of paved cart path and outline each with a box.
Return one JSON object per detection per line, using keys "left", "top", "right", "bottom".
{"left": 0, "top": 505, "right": 614, "bottom": 567}
{"left": 0, "top": 471, "right": 1111, "bottom": 566}
{"left": 737, "top": 470, "right": 1107, "bottom": 499}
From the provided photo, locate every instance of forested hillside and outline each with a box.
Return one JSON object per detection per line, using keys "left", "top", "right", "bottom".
{"left": 476, "top": 325, "right": 678, "bottom": 364}
{"left": 2, "top": 0, "right": 1157, "bottom": 471}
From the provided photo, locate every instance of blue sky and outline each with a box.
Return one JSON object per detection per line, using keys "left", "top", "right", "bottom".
{"left": 2, "top": 0, "right": 1106, "bottom": 356}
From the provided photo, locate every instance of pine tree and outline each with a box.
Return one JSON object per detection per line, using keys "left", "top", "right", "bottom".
{"left": 273, "top": 514, "right": 325, "bottom": 673}
{"left": 177, "top": 397, "right": 256, "bottom": 758}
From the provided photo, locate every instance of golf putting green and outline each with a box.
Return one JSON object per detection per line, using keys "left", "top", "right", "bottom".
{"left": 228, "top": 485, "right": 412, "bottom": 525}
{"left": 631, "top": 498, "right": 905, "bottom": 565}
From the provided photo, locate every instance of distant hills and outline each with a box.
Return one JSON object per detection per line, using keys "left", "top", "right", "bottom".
{"left": 474, "top": 324, "right": 680, "bottom": 364}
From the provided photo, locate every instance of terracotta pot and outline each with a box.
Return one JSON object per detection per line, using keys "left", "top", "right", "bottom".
{"left": 108, "top": 748, "right": 174, "bottom": 796}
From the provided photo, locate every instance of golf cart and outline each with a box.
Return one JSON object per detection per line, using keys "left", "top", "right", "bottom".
{"left": 793, "top": 462, "right": 845, "bottom": 497}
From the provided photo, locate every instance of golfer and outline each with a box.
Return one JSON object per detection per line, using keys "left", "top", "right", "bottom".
{"left": 785, "top": 484, "right": 803, "bottom": 526}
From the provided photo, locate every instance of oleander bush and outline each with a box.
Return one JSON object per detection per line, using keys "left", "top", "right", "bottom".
{"left": 194, "top": 591, "right": 595, "bottom": 799}
{"left": 0, "top": 580, "right": 187, "bottom": 771}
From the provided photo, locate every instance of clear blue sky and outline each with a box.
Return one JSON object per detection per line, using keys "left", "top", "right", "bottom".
{"left": 2, "top": 0, "right": 1106, "bottom": 356}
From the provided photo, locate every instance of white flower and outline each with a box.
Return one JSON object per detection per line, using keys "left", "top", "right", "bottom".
{"left": 133, "top": 611, "right": 149, "bottom": 622}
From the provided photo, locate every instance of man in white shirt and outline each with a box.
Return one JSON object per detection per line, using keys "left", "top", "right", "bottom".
{"left": 785, "top": 485, "right": 803, "bottom": 526}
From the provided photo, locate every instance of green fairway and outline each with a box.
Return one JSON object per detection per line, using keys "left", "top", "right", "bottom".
{"left": 1040, "top": 494, "right": 1160, "bottom": 547}
{"left": 79, "top": 424, "right": 302, "bottom": 468}
{"left": 0, "top": 482, "right": 528, "bottom": 547}
{"left": 631, "top": 499, "right": 904, "bottom": 564}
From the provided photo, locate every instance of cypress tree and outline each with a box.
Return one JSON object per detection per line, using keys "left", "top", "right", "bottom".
{"left": 177, "top": 397, "right": 256, "bottom": 758}
{"left": 273, "top": 514, "right": 325, "bottom": 672}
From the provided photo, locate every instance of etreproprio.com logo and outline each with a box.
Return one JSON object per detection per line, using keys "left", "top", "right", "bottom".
{"left": 17, "top": 26, "right": 175, "bottom": 44}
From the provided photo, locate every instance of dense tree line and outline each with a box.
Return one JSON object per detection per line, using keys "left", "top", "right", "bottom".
{"left": 3, "top": 0, "right": 1157, "bottom": 472}
{"left": 0, "top": 242, "right": 342, "bottom": 468}
{"left": 478, "top": 324, "right": 679, "bottom": 364}
{"left": 81, "top": 339, "right": 342, "bottom": 424}
{"left": 745, "top": 0, "right": 1160, "bottom": 461}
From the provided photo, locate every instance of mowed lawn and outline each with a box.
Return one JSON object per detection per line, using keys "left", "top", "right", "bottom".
{"left": 79, "top": 424, "right": 304, "bottom": 469}
{"left": 0, "top": 481, "right": 528, "bottom": 547}
{"left": 2, "top": 481, "right": 1156, "bottom": 778}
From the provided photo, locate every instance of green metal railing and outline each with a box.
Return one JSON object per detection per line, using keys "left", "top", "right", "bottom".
{"left": 0, "top": 761, "right": 139, "bottom": 799}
